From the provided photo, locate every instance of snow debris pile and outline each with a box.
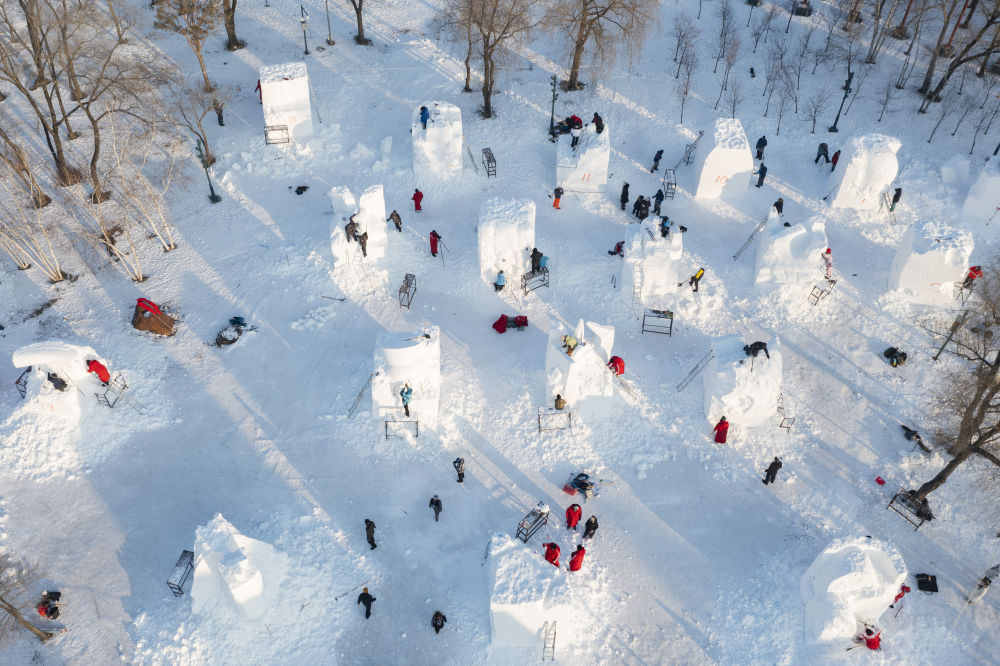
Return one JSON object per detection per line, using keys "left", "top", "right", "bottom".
{"left": 478, "top": 198, "right": 535, "bottom": 283}
{"left": 489, "top": 533, "right": 579, "bottom": 648}
{"left": 800, "top": 537, "right": 907, "bottom": 645}
{"left": 411, "top": 101, "right": 462, "bottom": 177}
{"left": 703, "top": 335, "right": 781, "bottom": 427}
{"left": 372, "top": 326, "right": 441, "bottom": 430}
{"left": 190, "top": 514, "right": 290, "bottom": 621}
{"left": 328, "top": 184, "right": 388, "bottom": 270}
{"left": 621, "top": 218, "right": 683, "bottom": 307}
{"left": 545, "top": 320, "right": 615, "bottom": 407}
{"left": 962, "top": 156, "right": 1000, "bottom": 224}
{"left": 556, "top": 122, "right": 610, "bottom": 193}
{"left": 692, "top": 118, "right": 753, "bottom": 200}
{"left": 755, "top": 213, "right": 828, "bottom": 286}
{"left": 827, "top": 134, "right": 901, "bottom": 211}
{"left": 258, "top": 62, "right": 313, "bottom": 143}
{"left": 888, "top": 223, "right": 973, "bottom": 305}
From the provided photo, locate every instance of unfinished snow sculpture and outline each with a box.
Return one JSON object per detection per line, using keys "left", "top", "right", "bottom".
{"left": 755, "top": 213, "right": 829, "bottom": 286}
{"left": 692, "top": 118, "right": 753, "bottom": 199}
{"left": 888, "top": 223, "right": 973, "bottom": 305}
{"left": 10, "top": 341, "right": 104, "bottom": 423}
{"left": 478, "top": 198, "right": 535, "bottom": 284}
{"left": 372, "top": 327, "right": 441, "bottom": 430}
{"left": 545, "top": 320, "right": 615, "bottom": 406}
{"left": 328, "top": 185, "right": 388, "bottom": 269}
{"left": 190, "top": 514, "right": 289, "bottom": 621}
{"left": 703, "top": 335, "right": 781, "bottom": 427}
{"left": 259, "top": 62, "right": 313, "bottom": 143}
{"left": 800, "top": 537, "right": 907, "bottom": 646}
{"left": 962, "top": 156, "right": 1000, "bottom": 224}
{"left": 556, "top": 122, "right": 610, "bottom": 193}
{"left": 827, "top": 134, "right": 901, "bottom": 211}
{"left": 412, "top": 102, "right": 462, "bottom": 177}
{"left": 621, "top": 218, "right": 683, "bottom": 306}
{"left": 489, "top": 533, "right": 579, "bottom": 648}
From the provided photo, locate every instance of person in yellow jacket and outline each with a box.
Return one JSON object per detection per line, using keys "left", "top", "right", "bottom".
{"left": 561, "top": 335, "right": 578, "bottom": 356}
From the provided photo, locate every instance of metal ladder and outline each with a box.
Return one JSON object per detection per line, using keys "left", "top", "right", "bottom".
{"left": 733, "top": 214, "right": 771, "bottom": 260}
{"left": 629, "top": 266, "right": 643, "bottom": 319}
{"left": 542, "top": 620, "right": 557, "bottom": 661}
{"left": 677, "top": 349, "right": 714, "bottom": 392}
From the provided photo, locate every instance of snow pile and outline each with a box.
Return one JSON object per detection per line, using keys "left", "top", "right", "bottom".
{"left": 489, "top": 533, "right": 578, "bottom": 648}
{"left": 328, "top": 185, "right": 388, "bottom": 269}
{"left": 556, "top": 122, "right": 610, "bottom": 193}
{"left": 703, "top": 335, "right": 781, "bottom": 427}
{"left": 190, "top": 514, "right": 290, "bottom": 621}
{"left": 962, "top": 156, "right": 1000, "bottom": 223}
{"left": 412, "top": 102, "right": 462, "bottom": 177}
{"left": 371, "top": 327, "right": 441, "bottom": 430}
{"left": 692, "top": 118, "right": 753, "bottom": 200}
{"left": 478, "top": 198, "right": 535, "bottom": 283}
{"left": 828, "top": 134, "right": 901, "bottom": 211}
{"left": 800, "top": 537, "right": 907, "bottom": 645}
{"left": 545, "top": 320, "right": 615, "bottom": 407}
{"left": 621, "top": 219, "right": 683, "bottom": 307}
{"left": 755, "top": 213, "right": 828, "bottom": 286}
{"left": 259, "top": 62, "right": 313, "bottom": 142}
{"left": 888, "top": 223, "right": 973, "bottom": 305}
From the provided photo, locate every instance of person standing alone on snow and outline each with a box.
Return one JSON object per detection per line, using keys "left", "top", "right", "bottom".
{"left": 553, "top": 186, "right": 563, "bottom": 209}
{"left": 387, "top": 209, "right": 402, "bottom": 232}
{"left": 773, "top": 197, "right": 784, "bottom": 216}
{"left": 429, "top": 494, "right": 442, "bottom": 521}
{"left": 453, "top": 457, "right": 465, "bottom": 483}
{"left": 358, "top": 231, "right": 368, "bottom": 258}
{"left": 566, "top": 503, "right": 582, "bottom": 530}
{"left": 754, "top": 163, "right": 768, "bottom": 188}
{"left": 755, "top": 136, "right": 767, "bottom": 160}
{"left": 821, "top": 247, "right": 833, "bottom": 280}
{"left": 619, "top": 183, "right": 629, "bottom": 211}
{"left": 432, "top": 610, "right": 447, "bottom": 634}
{"left": 582, "top": 515, "right": 599, "bottom": 539}
{"left": 400, "top": 383, "right": 413, "bottom": 417}
{"left": 357, "top": 587, "right": 376, "bottom": 619}
{"left": 412, "top": 188, "right": 423, "bottom": 211}
{"left": 429, "top": 230, "right": 442, "bottom": 257}
{"left": 687, "top": 267, "right": 705, "bottom": 292}
{"left": 762, "top": 457, "right": 782, "bottom": 484}
{"left": 568, "top": 545, "right": 586, "bottom": 572}
{"left": 86, "top": 359, "right": 110, "bottom": 385}
{"left": 365, "top": 518, "right": 377, "bottom": 549}
{"left": 651, "top": 149, "right": 663, "bottom": 172}
{"left": 420, "top": 105, "right": 430, "bottom": 130}
{"left": 713, "top": 416, "right": 729, "bottom": 444}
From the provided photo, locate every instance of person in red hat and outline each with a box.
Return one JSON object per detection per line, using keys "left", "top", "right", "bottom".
{"left": 568, "top": 545, "right": 586, "bottom": 572}
{"left": 565, "top": 503, "right": 582, "bottom": 530}
{"left": 821, "top": 248, "right": 833, "bottom": 280}
{"left": 542, "top": 542, "right": 560, "bottom": 567}
{"left": 713, "top": 416, "right": 729, "bottom": 444}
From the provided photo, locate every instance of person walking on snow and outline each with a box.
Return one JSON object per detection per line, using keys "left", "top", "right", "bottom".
{"left": 429, "top": 230, "right": 442, "bottom": 257}
{"left": 494, "top": 270, "right": 506, "bottom": 292}
{"left": 607, "top": 355, "right": 624, "bottom": 376}
{"left": 889, "top": 187, "right": 902, "bottom": 212}
{"left": 543, "top": 542, "right": 561, "bottom": 567}
{"left": 531, "top": 247, "right": 543, "bottom": 273}
{"left": 754, "top": 163, "right": 768, "bottom": 188}
{"left": 773, "top": 197, "right": 784, "bottom": 216}
{"left": 553, "top": 186, "right": 564, "bottom": 209}
{"left": 400, "top": 383, "right": 413, "bottom": 417}
{"left": 566, "top": 503, "right": 582, "bottom": 530}
{"left": 830, "top": 150, "right": 841, "bottom": 172}
{"left": 357, "top": 587, "right": 376, "bottom": 619}
{"left": 86, "top": 359, "right": 110, "bottom": 385}
{"left": 387, "top": 210, "right": 402, "bottom": 232}
{"left": 582, "top": 515, "right": 599, "bottom": 539}
{"left": 651, "top": 149, "right": 663, "bottom": 173}
{"left": 619, "top": 183, "right": 630, "bottom": 211}
{"left": 570, "top": 124, "right": 582, "bottom": 149}
{"left": 814, "top": 142, "right": 830, "bottom": 164}
{"left": 453, "top": 457, "right": 465, "bottom": 483}
{"left": 762, "top": 457, "right": 782, "bottom": 484}
{"left": 429, "top": 495, "right": 443, "bottom": 521}
{"left": 821, "top": 247, "right": 833, "bottom": 280}
{"left": 653, "top": 189, "right": 665, "bottom": 215}
{"left": 713, "top": 416, "right": 729, "bottom": 444}
{"left": 365, "top": 518, "right": 377, "bottom": 549}
{"left": 568, "top": 545, "right": 586, "bottom": 572}
{"left": 412, "top": 188, "right": 424, "bottom": 211}
{"left": 755, "top": 136, "right": 767, "bottom": 160}
{"left": 432, "top": 610, "right": 447, "bottom": 634}
{"left": 420, "top": 105, "right": 430, "bottom": 130}
{"left": 593, "top": 112, "right": 604, "bottom": 134}
{"left": 853, "top": 624, "right": 881, "bottom": 650}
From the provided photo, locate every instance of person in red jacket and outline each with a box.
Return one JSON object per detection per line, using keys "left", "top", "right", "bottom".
{"left": 568, "top": 545, "right": 585, "bottom": 572}
{"left": 429, "top": 230, "right": 441, "bottom": 257}
{"left": 890, "top": 583, "right": 911, "bottom": 608}
{"left": 412, "top": 188, "right": 424, "bottom": 211}
{"left": 964, "top": 265, "right": 983, "bottom": 289}
{"left": 542, "top": 542, "right": 560, "bottom": 567}
{"left": 86, "top": 359, "right": 110, "bottom": 385}
{"left": 713, "top": 416, "right": 729, "bottom": 444}
{"left": 830, "top": 150, "right": 841, "bottom": 172}
{"left": 853, "top": 625, "right": 881, "bottom": 650}
{"left": 565, "top": 503, "right": 582, "bottom": 530}
{"left": 607, "top": 356, "right": 624, "bottom": 376}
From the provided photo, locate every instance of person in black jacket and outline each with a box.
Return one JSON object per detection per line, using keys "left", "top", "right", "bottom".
{"left": 773, "top": 197, "right": 784, "bottom": 215}
{"left": 365, "top": 518, "right": 377, "bottom": 550}
{"left": 762, "top": 457, "right": 782, "bottom": 485}
{"left": 754, "top": 163, "right": 768, "bottom": 188}
{"left": 429, "top": 495, "right": 443, "bottom": 522}
{"left": 653, "top": 189, "right": 665, "bottom": 215}
{"left": 890, "top": 187, "right": 902, "bottom": 212}
{"left": 387, "top": 210, "right": 402, "bottom": 232}
{"left": 357, "top": 588, "right": 376, "bottom": 619}
{"left": 619, "top": 183, "right": 629, "bottom": 211}
{"left": 432, "top": 610, "right": 447, "bottom": 634}
{"left": 453, "top": 457, "right": 465, "bottom": 483}
{"left": 755, "top": 136, "right": 767, "bottom": 160}
{"left": 592, "top": 112, "right": 604, "bottom": 134}
{"left": 582, "top": 515, "right": 599, "bottom": 539}
{"left": 744, "top": 341, "right": 770, "bottom": 359}
{"left": 531, "top": 247, "right": 543, "bottom": 273}
{"left": 651, "top": 149, "right": 663, "bottom": 172}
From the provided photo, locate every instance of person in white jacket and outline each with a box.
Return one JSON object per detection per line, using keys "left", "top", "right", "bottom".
{"left": 821, "top": 248, "right": 834, "bottom": 280}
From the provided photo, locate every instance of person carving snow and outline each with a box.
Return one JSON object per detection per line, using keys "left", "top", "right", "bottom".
{"left": 607, "top": 355, "right": 624, "bottom": 376}
{"left": 713, "top": 416, "right": 729, "bottom": 444}
{"left": 86, "top": 359, "right": 110, "bottom": 385}
{"left": 568, "top": 545, "right": 586, "bottom": 572}
{"left": 543, "top": 542, "right": 561, "bottom": 567}
{"left": 821, "top": 247, "right": 833, "bottom": 280}
{"left": 429, "top": 230, "right": 441, "bottom": 257}
{"left": 853, "top": 624, "right": 881, "bottom": 650}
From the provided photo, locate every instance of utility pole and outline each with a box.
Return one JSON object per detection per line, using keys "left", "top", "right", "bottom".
{"left": 300, "top": 5, "right": 310, "bottom": 56}
{"left": 828, "top": 71, "right": 854, "bottom": 132}
{"left": 324, "top": 0, "right": 335, "bottom": 45}
{"left": 549, "top": 74, "right": 559, "bottom": 134}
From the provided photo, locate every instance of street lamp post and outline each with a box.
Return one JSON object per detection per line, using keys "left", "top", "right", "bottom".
{"left": 300, "top": 5, "right": 310, "bottom": 55}
{"left": 324, "top": 0, "right": 335, "bottom": 45}
{"left": 828, "top": 71, "right": 853, "bottom": 133}
{"left": 549, "top": 74, "right": 559, "bottom": 134}
{"left": 195, "top": 139, "right": 221, "bottom": 204}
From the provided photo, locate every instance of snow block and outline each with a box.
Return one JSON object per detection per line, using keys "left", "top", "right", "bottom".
{"left": 412, "top": 102, "right": 462, "bottom": 177}
{"left": 545, "top": 320, "right": 614, "bottom": 407}
{"left": 692, "top": 118, "right": 753, "bottom": 200}
{"left": 478, "top": 198, "right": 535, "bottom": 283}
{"left": 962, "top": 156, "right": 1000, "bottom": 224}
{"left": 622, "top": 219, "right": 683, "bottom": 307}
{"left": 259, "top": 62, "right": 313, "bottom": 142}
{"left": 372, "top": 327, "right": 441, "bottom": 430}
{"left": 489, "top": 534, "right": 579, "bottom": 648}
{"left": 800, "top": 537, "right": 907, "bottom": 645}
{"left": 356, "top": 185, "right": 388, "bottom": 262}
{"left": 828, "top": 134, "right": 901, "bottom": 211}
{"left": 328, "top": 185, "right": 389, "bottom": 269}
{"left": 191, "top": 514, "right": 289, "bottom": 622}
{"left": 755, "top": 214, "right": 829, "bottom": 286}
{"left": 556, "top": 122, "right": 610, "bottom": 193}
{"left": 888, "top": 223, "right": 973, "bottom": 305}
{"left": 10, "top": 341, "right": 104, "bottom": 427}
{"left": 703, "top": 335, "right": 781, "bottom": 427}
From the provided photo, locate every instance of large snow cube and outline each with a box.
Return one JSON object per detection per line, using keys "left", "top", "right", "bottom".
{"left": 755, "top": 214, "right": 829, "bottom": 286}
{"left": 621, "top": 219, "right": 683, "bottom": 307}
{"left": 545, "top": 320, "right": 614, "bottom": 407}
{"left": 828, "top": 134, "right": 901, "bottom": 211}
{"left": 259, "top": 62, "right": 313, "bottom": 142}
{"left": 962, "top": 156, "right": 1000, "bottom": 223}
{"left": 703, "top": 335, "right": 781, "bottom": 427}
{"left": 692, "top": 118, "right": 753, "bottom": 199}
{"left": 356, "top": 185, "right": 387, "bottom": 262}
{"left": 478, "top": 198, "right": 535, "bottom": 283}
{"left": 800, "top": 537, "right": 906, "bottom": 645}
{"left": 412, "top": 102, "right": 462, "bottom": 177}
{"left": 328, "top": 185, "right": 389, "bottom": 269}
{"left": 888, "top": 223, "right": 973, "bottom": 305}
{"left": 372, "top": 327, "right": 441, "bottom": 431}
{"left": 556, "top": 123, "right": 610, "bottom": 193}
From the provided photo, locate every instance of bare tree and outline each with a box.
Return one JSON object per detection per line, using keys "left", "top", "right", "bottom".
{"left": 348, "top": 0, "right": 372, "bottom": 45}
{"left": 0, "top": 168, "right": 64, "bottom": 281}
{"left": 714, "top": 0, "right": 736, "bottom": 73}
{"left": 774, "top": 79, "right": 790, "bottom": 134}
{"left": 0, "top": 120, "right": 50, "bottom": 208}
{"left": 155, "top": 0, "right": 225, "bottom": 126}
{"left": 804, "top": 92, "right": 824, "bottom": 132}
{"left": 969, "top": 97, "right": 1000, "bottom": 153}
{"left": 927, "top": 95, "right": 957, "bottom": 142}
{"left": 553, "top": 0, "right": 656, "bottom": 91}
{"left": 919, "top": 9, "right": 1000, "bottom": 112}
{"left": 725, "top": 78, "right": 743, "bottom": 117}
{"left": 820, "top": 0, "right": 849, "bottom": 52}
{"left": 865, "top": 0, "right": 904, "bottom": 64}
{"left": 979, "top": 72, "right": 998, "bottom": 107}
{"left": 876, "top": 80, "right": 897, "bottom": 120}
{"left": 750, "top": 7, "right": 776, "bottom": 53}
{"left": 714, "top": 35, "right": 741, "bottom": 109}
{"left": 952, "top": 94, "right": 979, "bottom": 134}
{"left": 791, "top": 30, "right": 812, "bottom": 89}
{"left": 469, "top": 0, "right": 544, "bottom": 118}
{"left": 674, "top": 18, "right": 699, "bottom": 78}
{"left": 222, "top": 0, "right": 244, "bottom": 50}
{"left": 0, "top": 551, "right": 53, "bottom": 642}
{"left": 810, "top": 46, "right": 827, "bottom": 74}
{"left": 435, "top": 0, "right": 479, "bottom": 92}
{"left": 672, "top": 13, "right": 696, "bottom": 61}
{"left": 677, "top": 41, "right": 699, "bottom": 122}
{"left": 168, "top": 77, "right": 230, "bottom": 167}
{"left": 762, "top": 41, "right": 787, "bottom": 116}
{"left": 844, "top": 62, "right": 875, "bottom": 115}
{"left": 895, "top": 14, "right": 923, "bottom": 88}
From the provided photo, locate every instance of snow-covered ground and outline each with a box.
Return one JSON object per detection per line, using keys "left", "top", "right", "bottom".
{"left": 2, "top": 0, "right": 1000, "bottom": 664}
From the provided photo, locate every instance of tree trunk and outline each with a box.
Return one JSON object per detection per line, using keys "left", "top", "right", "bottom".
{"left": 913, "top": 446, "right": 975, "bottom": 500}
{"left": 463, "top": 20, "right": 473, "bottom": 92}
{"left": 0, "top": 599, "right": 54, "bottom": 642}
{"left": 86, "top": 110, "right": 109, "bottom": 203}
{"left": 195, "top": 46, "right": 212, "bottom": 93}
{"left": 223, "top": 0, "right": 244, "bottom": 50}
{"left": 567, "top": 16, "right": 589, "bottom": 90}
{"left": 960, "top": 0, "right": 979, "bottom": 27}
{"left": 919, "top": 2, "right": 960, "bottom": 95}
{"left": 482, "top": 41, "right": 495, "bottom": 118}
{"left": 351, "top": 1, "right": 369, "bottom": 45}
{"left": 18, "top": 0, "right": 49, "bottom": 89}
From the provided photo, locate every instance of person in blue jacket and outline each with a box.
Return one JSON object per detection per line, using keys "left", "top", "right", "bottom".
{"left": 494, "top": 270, "right": 506, "bottom": 292}
{"left": 420, "top": 106, "right": 430, "bottom": 130}
{"left": 539, "top": 255, "right": 549, "bottom": 272}
{"left": 400, "top": 382, "right": 413, "bottom": 416}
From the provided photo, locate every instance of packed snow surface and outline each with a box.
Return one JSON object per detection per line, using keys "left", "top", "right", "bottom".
{"left": 371, "top": 327, "right": 441, "bottom": 430}
{"left": 828, "top": 134, "right": 901, "bottom": 211}
{"left": 888, "top": 223, "right": 973, "bottom": 305}
{"left": 556, "top": 122, "right": 610, "bottom": 193}
{"left": 692, "top": 118, "right": 753, "bottom": 199}
{"left": 412, "top": 101, "right": 462, "bottom": 177}
{"left": 703, "top": 335, "right": 781, "bottom": 427}
{"left": 621, "top": 219, "right": 683, "bottom": 306}
{"left": 258, "top": 62, "right": 313, "bottom": 142}
{"left": 755, "top": 213, "right": 828, "bottom": 286}
{"left": 962, "top": 156, "right": 1000, "bottom": 224}
{"left": 477, "top": 198, "right": 535, "bottom": 283}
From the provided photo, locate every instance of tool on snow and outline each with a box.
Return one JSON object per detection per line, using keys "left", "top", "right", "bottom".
{"left": 334, "top": 581, "right": 370, "bottom": 601}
